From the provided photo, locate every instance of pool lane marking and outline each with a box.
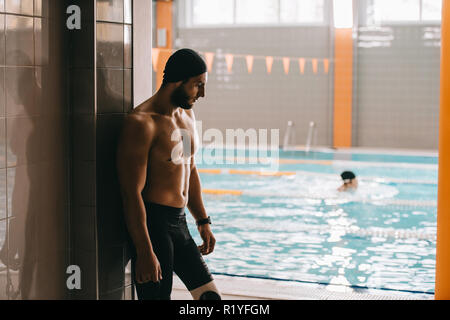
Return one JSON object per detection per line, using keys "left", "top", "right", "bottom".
{"left": 198, "top": 168, "right": 437, "bottom": 185}
{"left": 201, "top": 189, "right": 437, "bottom": 207}
{"left": 198, "top": 168, "right": 296, "bottom": 176}
{"left": 202, "top": 189, "right": 243, "bottom": 196}
{"left": 202, "top": 156, "right": 437, "bottom": 170}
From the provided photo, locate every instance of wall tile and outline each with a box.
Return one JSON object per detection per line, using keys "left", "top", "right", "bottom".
{"left": 5, "top": 66, "right": 38, "bottom": 117}
{"left": 0, "top": 169, "right": 5, "bottom": 219}
{"left": 98, "top": 245, "right": 125, "bottom": 294}
{"left": 71, "top": 68, "right": 95, "bottom": 114}
{"left": 97, "top": 22, "right": 124, "bottom": 68}
{"left": 0, "top": 117, "right": 4, "bottom": 169}
{"left": 0, "top": 15, "right": 5, "bottom": 66}
{"left": 34, "top": 0, "right": 48, "bottom": 17}
{"left": 34, "top": 0, "right": 41, "bottom": 16}
{"left": 70, "top": 23, "right": 94, "bottom": 69}
{"left": 72, "top": 206, "right": 96, "bottom": 252}
{"left": 97, "top": 202, "right": 126, "bottom": 247}
{"left": 124, "top": 0, "right": 132, "bottom": 24}
{"left": 5, "top": 0, "right": 33, "bottom": 15}
{"left": 34, "top": 17, "right": 49, "bottom": 66}
{"left": 124, "top": 24, "right": 132, "bottom": 69}
{"left": 97, "top": 0, "right": 124, "bottom": 23}
{"left": 0, "top": 0, "right": 4, "bottom": 12}
{"left": 72, "top": 114, "right": 95, "bottom": 161}
{"left": 0, "top": 218, "right": 6, "bottom": 285}
{"left": 0, "top": 68, "right": 3, "bottom": 118}
{"left": 5, "top": 15, "right": 34, "bottom": 66}
{"left": 6, "top": 116, "right": 41, "bottom": 167}
{"left": 7, "top": 164, "right": 42, "bottom": 219}
{"left": 97, "top": 68, "right": 124, "bottom": 114}
{"left": 72, "top": 161, "right": 96, "bottom": 207}
{"left": 124, "top": 69, "right": 132, "bottom": 112}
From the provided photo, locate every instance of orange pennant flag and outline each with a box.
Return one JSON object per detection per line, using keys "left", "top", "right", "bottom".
{"left": 298, "top": 58, "right": 305, "bottom": 74}
{"left": 152, "top": 48, "right": 160, "bottom": 72}
{"left": 323, "top": 59, "right": 330, "bottom": 74}
{"left": 312, "top": 59, "right": 318, "bottom": 74}
{"left": 282, "top": 57, "right": 290, "bottom": 75}
{"left": 204, "top": 52, "right": 215, "bottom": 73}
{"left": 266, "top": 56, "right": 274, "bottom": 74}
{"left": 225, "top": 54, "right": 234, "bottom": 74}
{"left": 246, "top": 55, "right": 254, "bottom": 74}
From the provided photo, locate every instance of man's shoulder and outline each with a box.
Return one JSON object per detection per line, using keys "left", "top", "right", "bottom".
{"left": 123, "top": 111, "right": 158, "bottom": 138}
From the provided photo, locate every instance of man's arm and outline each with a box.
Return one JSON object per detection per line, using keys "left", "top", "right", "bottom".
{"left": 187, "top": 163, "right": 216, "bottom": 255}
{"left": 116, "top": 114, "right": 162, "bottom": 283}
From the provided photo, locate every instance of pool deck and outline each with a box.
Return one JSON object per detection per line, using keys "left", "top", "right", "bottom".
{"left": 172, "top": 274, "right": 434, "bottom": 300}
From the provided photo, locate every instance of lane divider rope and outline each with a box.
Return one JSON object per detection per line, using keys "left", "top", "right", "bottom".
{"left": 202, "top": 189, "right": 437, "bottom": 207}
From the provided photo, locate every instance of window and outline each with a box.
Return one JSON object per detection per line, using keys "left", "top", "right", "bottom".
{"left": 192, "top": 0, "right": 234, "bottom": 25}
{"left": 422, "top": 0, "right": 442, "bottom": 21}
{"left": 235, "top": 0, "right": 279, "bottom": 24}
{"left": 367, "top": 0, "right": 441, "bottom": 24}
{"left": 280, "top": 0, "right": 324, "bottom": 23}
{"left": 186, "top": 0, "right": 326, "bottom": 27}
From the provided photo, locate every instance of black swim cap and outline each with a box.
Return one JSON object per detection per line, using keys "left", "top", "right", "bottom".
{"left": 163, "top": 48, "right": 207, "bottom": 83}
{"left": 341, "top": 171, "right": 356, "bottom": 181}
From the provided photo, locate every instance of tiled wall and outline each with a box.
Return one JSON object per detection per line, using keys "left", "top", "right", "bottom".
{"left": 70, "top": 0, "right": 134, "bottom": 300}
{"left": 0, "top": 0, "right": 69, "bottom": 299}
{"left": 96, "top": 0, "right": 133, "bottom": 300}
{"left": 176, "top": 26, "right": 334, "bottom": 147}
{"left": 355, "top": 25, "right": 441, "bottom": 149}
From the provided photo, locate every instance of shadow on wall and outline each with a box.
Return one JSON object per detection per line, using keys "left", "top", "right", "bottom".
{"left": 0, "top": 48, "right": 67, "bottom": 299}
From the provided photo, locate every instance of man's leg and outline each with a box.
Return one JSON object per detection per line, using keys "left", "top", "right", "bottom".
{"left": 173, "top": 219, "right": 221, "bottom": 300}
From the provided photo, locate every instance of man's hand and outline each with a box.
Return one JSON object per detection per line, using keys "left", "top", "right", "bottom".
{"left": 197, "top": 224, "right": 216, "bottom": 255}
{"left": 135, "top": 251, "right": 163, "bottom": 284}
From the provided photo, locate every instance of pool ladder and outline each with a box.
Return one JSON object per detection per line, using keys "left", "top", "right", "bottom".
{"left": 305, "top": 121, "right": 316, "bottom": 153}
{"left": 282, "top": 121, "right": 296, "bottom": 151}
{"left": 283, "top": 120, "right": 316, "bottom": 152}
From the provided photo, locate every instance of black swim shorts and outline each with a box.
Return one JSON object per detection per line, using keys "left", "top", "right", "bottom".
{"left": 130, "top": 201, "right": 214, "bottom": 300}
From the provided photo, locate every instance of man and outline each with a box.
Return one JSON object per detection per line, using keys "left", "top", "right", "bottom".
{"left": 117, "top": 49, "right": 220, "bottom": 300}
{"left": 337, "top": 171, "right": 358, "bottom": 192}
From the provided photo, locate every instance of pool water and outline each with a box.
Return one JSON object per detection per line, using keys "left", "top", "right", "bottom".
{"left": 187, "top": 149, "right": 437, "bottom": 295}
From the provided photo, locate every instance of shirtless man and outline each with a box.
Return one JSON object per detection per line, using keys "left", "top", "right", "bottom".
{"left": 117, "top": 49, "right": 220, "bottom": 300}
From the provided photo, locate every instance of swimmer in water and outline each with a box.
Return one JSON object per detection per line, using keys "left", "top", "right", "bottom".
{"left": 338, "top": 171, "right": 358, "bottom": 192}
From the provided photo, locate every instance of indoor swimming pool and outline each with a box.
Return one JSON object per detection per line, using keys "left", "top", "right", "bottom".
{"left": 187, "top": 148, "right": 438, "bottom": 295}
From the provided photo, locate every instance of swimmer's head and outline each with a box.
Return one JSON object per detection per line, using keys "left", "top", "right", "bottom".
{"left": 338, "top": 171, "right": 358, "bottom": 192}
{"left": 341, "top": 171, "right": 356, "bottom": 183}
{"left": 162, "top": 48, "right": 207, "bottom": 109}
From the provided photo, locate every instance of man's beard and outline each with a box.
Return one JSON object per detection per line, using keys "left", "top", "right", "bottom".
{"left": 170, "top": 85, "right": 193, "bottom": 110}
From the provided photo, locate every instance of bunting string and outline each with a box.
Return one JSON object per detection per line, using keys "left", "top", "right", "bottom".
{"left": 152, "top": 47, "right": 333, "bottom": 75}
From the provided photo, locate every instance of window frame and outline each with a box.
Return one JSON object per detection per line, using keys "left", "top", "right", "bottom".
{"left": 363, "top": 0, "right": 442, "bottom": 25}
{"left": 181, "top": 0, "right": 330, "bottom": 28}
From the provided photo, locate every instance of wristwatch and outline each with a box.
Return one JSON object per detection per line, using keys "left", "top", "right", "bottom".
{"left": 196, "top": 216, "right": 211, "bottom": 226}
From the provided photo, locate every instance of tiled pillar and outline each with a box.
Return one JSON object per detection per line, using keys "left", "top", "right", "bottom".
{"left": 70, "top": 0, "right": 151, "bottom": 300}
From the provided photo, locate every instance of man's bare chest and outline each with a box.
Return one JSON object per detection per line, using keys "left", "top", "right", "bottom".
{"left": 150, "top": 118, "right": 198, "bottom": 164}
